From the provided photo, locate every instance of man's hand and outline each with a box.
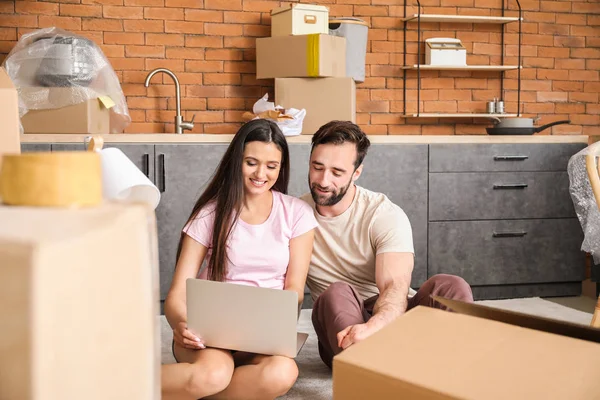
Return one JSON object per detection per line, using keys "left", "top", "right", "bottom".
{"left": 337, "top": 323, "right": 379, "bottom": 350}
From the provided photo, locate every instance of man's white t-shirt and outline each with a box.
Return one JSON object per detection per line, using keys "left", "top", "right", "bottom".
{"left": 302, "top": 185, "right": 415, "bottom": 301}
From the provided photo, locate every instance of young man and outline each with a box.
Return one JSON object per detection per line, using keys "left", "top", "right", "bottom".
{"left": 301, "top": 121, "right": 474, "bottom": 368}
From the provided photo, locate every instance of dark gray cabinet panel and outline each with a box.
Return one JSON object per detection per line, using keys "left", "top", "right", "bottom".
{"left": 361, "top": 144, "right": 428, "bottom": 286}
{"left": 428, "top": 219, "right": 585, "bottom": 286}
{"left": 429, "top": 143, "right": 586, "bottom": 172}
{"left": 429, "top": 171, "right": 575, "bottom": 221}
{"left": 21, "top": 143, "right": 51, "bottom": 153}
{"left": 471, "top": 282, "right": 581, "bottom": 300}
{"left": 51, "top": 143, "right": 155, "bottom": 182}
{"left": 155, "top": 144, "right": 228, "bottom": 300}
{"left": 288, "top": 143, "right": 310, "bottom": 198}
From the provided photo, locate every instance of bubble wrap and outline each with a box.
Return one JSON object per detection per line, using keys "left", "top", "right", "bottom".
{"left": 568, "top": 141, "right": 600, "bottom": 264}
{"left": 2, "top": 27, "right": 130, "bottom": 133}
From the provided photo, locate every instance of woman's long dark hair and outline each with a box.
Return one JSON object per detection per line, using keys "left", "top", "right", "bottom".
{"left": 177, "top": 119, "right": 290, "bottom": 281}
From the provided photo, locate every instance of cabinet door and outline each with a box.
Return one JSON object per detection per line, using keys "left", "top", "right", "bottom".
{"left": 288, "top": 144, "right": 312, "bottom": 304}
{"left": 428, "top": 219, "right": 585, "bottom": 285}
{"left": 155, "top": 144, "right": 228, "bottom": 300}
{"left": 288, "top": 143, "right": 311, "bottom": 198}
{"left": 429, "top": 143, "right": 586, "bottom": 173}
{"left": 21, "top": 143, "right": 51, "bottom": 153}
{"left": 361, "top": 144, "right": 429, "bottom": 287}
{"left": 429, "top": 171, "right": 575, "bottom": 221}
{"left": 51, "top": 143, "right": 155, "bottom": 182}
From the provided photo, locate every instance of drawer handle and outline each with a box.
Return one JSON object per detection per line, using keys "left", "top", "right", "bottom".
{"left": 159, "top": 153, "right": 166, "bottom": 193}
{"left": 304, "top": 15, "right": 317, "bottom": 24}
{"left": 493, "top": 231, "right": 527, "bottom": 238}
{"left": 142, "top": 153, "right": 150, "bottom": 178}
{"left": 494, "top": 155, "right": 529, "bottom": 161}
{"left": 493, "top": 183, "right": 528, "bottom": 190}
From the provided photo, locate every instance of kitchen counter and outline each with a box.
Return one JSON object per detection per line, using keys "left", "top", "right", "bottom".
{"left": 20, "top": 134, "right": 590, "bottom": 144}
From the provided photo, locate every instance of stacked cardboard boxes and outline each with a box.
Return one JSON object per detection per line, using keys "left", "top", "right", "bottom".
{"left": 256, "top": 4, "right": 357, "bottom": 135}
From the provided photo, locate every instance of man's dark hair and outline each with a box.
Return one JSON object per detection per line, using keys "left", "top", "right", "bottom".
{"left": 311, "top": 121, "right": 371, "bottom": 169}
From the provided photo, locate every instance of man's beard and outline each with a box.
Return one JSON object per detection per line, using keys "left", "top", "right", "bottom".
{"left": 309, "top": 179, "right": 352, "bottom": 207}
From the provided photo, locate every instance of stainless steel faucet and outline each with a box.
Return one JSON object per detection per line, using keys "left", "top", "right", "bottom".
{"left": 144, "top": 68, "right": 195, "bottom": 134}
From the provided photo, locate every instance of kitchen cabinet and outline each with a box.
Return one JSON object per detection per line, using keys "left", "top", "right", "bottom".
{"left": 428, "top": 143, "right": 587, "bottom": 300}
{"left": 154, "top": 144, "right": 228, "bottom": 300}
{"left": 361, "top": 144, "right": 428, "bottom": 286}
{"left": 41, "top": 139, "right": 586, "bottom": 302}
{"left": 152, "top": 144, "right": 428, "bottom": 301}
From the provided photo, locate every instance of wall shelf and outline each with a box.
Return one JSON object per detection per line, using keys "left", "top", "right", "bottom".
{"left": 401, "top": 1, "right": 523, "bottom": 118}
{"left": 401, "top": 65, "right": 521, "bottom": 71}
{"left": 401, "top": 113, "right": 518, "bottom": 118}
{"left": 401, "top": 14, "right": 520, "bottom": 24}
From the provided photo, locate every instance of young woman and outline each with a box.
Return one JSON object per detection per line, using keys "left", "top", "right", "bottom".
{"left": 161, "top": 119, "right": 317, "bottom": 400}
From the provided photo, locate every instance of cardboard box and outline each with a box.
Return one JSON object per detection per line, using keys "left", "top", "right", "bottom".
{"left": 21, "top": 88, "right": 110, "bottom": 134}
{"left": 0, "top": 67, "right": 21, "bottom": 172}
{"left": 0, "top": 203, "right": 160, "bottom": 400}
{"left": 333, "top": 297, "right": 600, "bottom": 400}
{"left": 256, "top": 34, "right": 346, "bottom": 79}
{"left": 275, "top": 77, "right": 355, "bottom": 135}
{"left": 271, "top": 4, "right": 330, "bottom": 37}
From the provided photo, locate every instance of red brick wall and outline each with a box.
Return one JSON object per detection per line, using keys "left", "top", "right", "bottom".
{"left": 1, "top": 0, "right": 598, "bottom": 135}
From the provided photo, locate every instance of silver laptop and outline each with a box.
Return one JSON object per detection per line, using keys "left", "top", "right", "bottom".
{"left": 186, "top": 279, "right": 309, "bottom": 358}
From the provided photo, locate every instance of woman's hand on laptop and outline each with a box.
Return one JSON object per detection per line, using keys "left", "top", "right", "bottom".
{"left": 173, "top": 321, "right": 206, "bottom": 350}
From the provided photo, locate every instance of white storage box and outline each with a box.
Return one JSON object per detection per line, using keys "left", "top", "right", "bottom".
{"left": 271, "top": 4, "right": 329, "bottom": 37}
{"left": 425, "top": 38, "right": 467, "bottom": 66}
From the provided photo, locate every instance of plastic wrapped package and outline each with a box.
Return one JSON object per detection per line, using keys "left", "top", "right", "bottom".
{"left": 568, "top": 141, "right": 600, "bottom": 264}
{"left": 2, "top": 27, "right": 130, "bottom": 133}
{"left": 243, "top": 94, "right": 306, "bottom": 136}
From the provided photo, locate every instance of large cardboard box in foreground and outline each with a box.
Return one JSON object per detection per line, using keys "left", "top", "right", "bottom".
{"left": 21, "top": 87, "right": 110, "bottom": 134}
{"left": 275, "top": 77, "right": 355, "bottom": 135}
{"left": 256, "top": 34, "right": 346, "bottom": 79}
{"left": 0, "top": 67, "right": 21, "bottom": 171}
{"left": 0, "top": 203, "right": 160, "bottom": 400}
{"left": 333, "top": 297, "right": 600, "bottom": 399}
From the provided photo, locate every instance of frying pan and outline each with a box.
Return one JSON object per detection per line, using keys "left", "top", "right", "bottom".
{"left": 486, "top": 120, "right": 571, "bottom": 135}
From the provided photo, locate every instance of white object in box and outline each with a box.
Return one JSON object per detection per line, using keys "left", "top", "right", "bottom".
{"left": 425, "top": 37, "right": 467, "bottom": 66}
{"left": 271, "top": 4, "right": 329, "bottom": 37}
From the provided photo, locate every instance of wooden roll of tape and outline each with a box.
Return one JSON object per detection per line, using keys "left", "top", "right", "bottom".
{"left": 0, "top": 152, "right": 102, "bottom": 207}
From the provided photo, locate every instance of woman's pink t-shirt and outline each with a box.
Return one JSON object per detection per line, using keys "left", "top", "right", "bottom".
{"left": 183, "top": 190, "right": 318, "bottom": 289}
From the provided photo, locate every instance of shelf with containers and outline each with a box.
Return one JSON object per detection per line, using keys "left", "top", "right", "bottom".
{"left": 400, "top": 1, "right": 523, "bottom": 119}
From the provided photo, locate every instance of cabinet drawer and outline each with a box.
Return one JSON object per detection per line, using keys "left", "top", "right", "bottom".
{"left": 429, "top": 143, "right": 586, "bottom": 172}
{"left": 429, "top": 171, "right": 575, "bottom": 221}
{"left": 428, "top": 219, "right": 585, "bottom": 286}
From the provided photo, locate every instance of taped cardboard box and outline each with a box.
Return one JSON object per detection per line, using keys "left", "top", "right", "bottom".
{"left": 275, "top": 77, "right": 355, "bottom": 135}
{"left": 333, "top": 297, "right": 600, "bottom": 400}
{"left": 270, "top": 4, "right": 330, "bottom": 37}
{"left": 0, "top": 203, "right": 160, "bottom": 400}
{"left": 21, "top": 87, "right": 110, "bottom": 134}
{"left": 0, "top": 67, "right": 21, "bottom": 172}
{"left": 256, "top": 34, "right": 346, "bottom": 79}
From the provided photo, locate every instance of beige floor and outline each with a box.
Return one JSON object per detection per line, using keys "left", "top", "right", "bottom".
{"left": 546, "top": 294, "right": 597, "bottom": 314}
